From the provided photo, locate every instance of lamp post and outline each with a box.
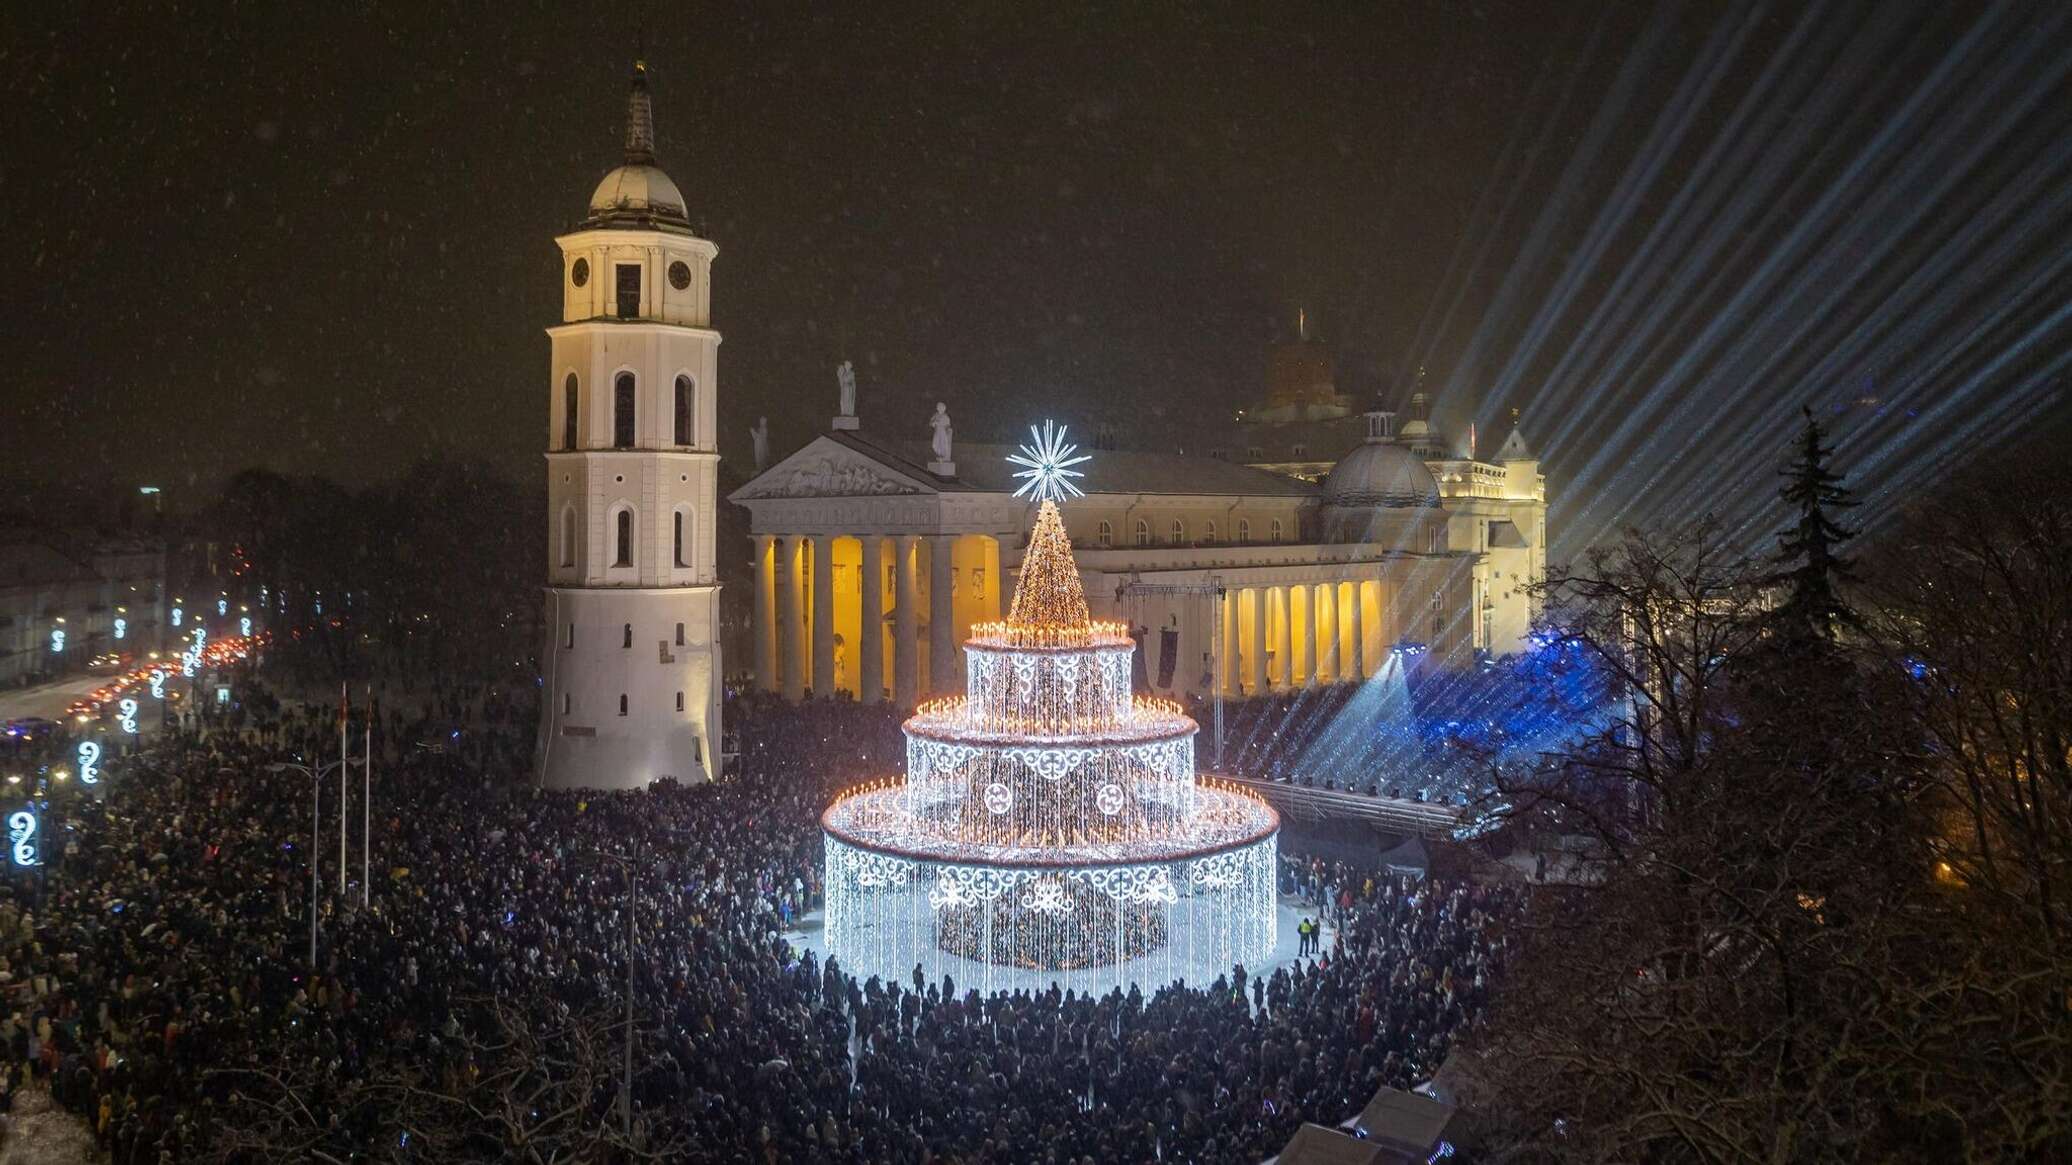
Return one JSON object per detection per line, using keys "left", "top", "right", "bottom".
{"left": 266, "top": 758, "right": 359, "bottom": 967}
{"left": 598, "top": 849, "right": 639, "bottom": 1143}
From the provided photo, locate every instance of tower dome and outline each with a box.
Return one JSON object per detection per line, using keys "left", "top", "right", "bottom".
{"left": 1322, "top": 411, "right": 1440, "bottom": 508}
{"left": 584, "top": 62, "right": 692, "bottom": 230}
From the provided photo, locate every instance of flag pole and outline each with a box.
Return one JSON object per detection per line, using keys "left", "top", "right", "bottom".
{"left": 363, "top": 686, "right": 372, "bottom": 909}
{"left": 338, "top": 681, "right": 348, "bottom": 897}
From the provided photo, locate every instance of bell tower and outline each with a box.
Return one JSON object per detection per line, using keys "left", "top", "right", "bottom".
{"left": 538, "top": 62, "right": 722, "bottom": 789}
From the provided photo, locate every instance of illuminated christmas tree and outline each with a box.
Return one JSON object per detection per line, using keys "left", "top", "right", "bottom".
{"left": 819, "top": 423, "right": 1279, "bottom": 994}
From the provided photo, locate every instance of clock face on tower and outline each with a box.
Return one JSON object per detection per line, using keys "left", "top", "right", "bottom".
{"left": 668, "top": 260, "right": 691, "bottom": 290}
{"left": 571, "top": 258, "right": 590, "bottom": 287}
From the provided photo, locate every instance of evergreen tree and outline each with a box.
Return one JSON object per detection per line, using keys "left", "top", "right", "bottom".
{"left": 1771, "top": 406, "right": 1858, "bottom": 643}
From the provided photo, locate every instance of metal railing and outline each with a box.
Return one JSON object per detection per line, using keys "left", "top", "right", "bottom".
{"left": 1218, "top": 774, "right": 1464, "bottom": 839}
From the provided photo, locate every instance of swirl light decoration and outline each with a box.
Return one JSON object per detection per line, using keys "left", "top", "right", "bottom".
{"left": 823, "top": 495, "right": 1278, "bottom": 995}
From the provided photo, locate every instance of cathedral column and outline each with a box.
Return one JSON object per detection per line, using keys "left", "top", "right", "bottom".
{"left": 894, "top": 535, "right": 919, "bottom": 706}
{"left": 859, "top": 536, "right": 884, "bottom": 704}
{"left": 1348, "top": 579, "right": 1365, "bottom": 682}
{"left": 1259, "top": 584, "right": 1276, "bottom": 684}
{"left": 1302, "top": 585, "right": 1320, "bottom": 690}
{"left": 780, "top": 536, "right": 805, "bottom": 702}
{"left": 1221, "top": 587, "right": 1238, "bottom": 695}
{"left": 811, "top": 535, "right": 835, "bottom": 697}
{"left": 1317, "top": 585, "right": 1335, "bottom": 687}
{"left": 753, "top": 535, "right": 777, "bottom": 693}
{"left": 927, "top": 535, "right": 956, "bottom": 696}
{"left": 1249, "top": 588, "right": 1267, "bottom": 693}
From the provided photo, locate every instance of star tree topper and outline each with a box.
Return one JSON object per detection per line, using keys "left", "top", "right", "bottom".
{"left": 1006, "top": 420, "right": 1092, "bottom": 503}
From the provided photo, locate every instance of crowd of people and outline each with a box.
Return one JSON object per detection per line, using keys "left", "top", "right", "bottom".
{"left": 0, "top": 677, "right": 1523, "bottom": 1163}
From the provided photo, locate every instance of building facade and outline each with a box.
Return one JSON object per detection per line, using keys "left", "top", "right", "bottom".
{"left": 731, "top": 404, "right": 1546, "bottom": 708}
{"left": 537, "top": 65, "right": 722, "bottom": 790}
{"left": 0, "top": 534, "right": 168, "bottom": 688}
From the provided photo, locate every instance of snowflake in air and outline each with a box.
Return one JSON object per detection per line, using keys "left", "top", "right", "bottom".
{"left": 1006, "top": 420, "right": 1092, "bottom": 503}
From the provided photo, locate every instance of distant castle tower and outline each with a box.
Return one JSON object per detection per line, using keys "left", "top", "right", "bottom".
{"left": 538, "top": 63, "right": 722, "bottom": 789}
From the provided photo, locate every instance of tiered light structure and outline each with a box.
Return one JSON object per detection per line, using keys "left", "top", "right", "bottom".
{"left": 823, "top": 465, "right": 1279, "bottom": 995}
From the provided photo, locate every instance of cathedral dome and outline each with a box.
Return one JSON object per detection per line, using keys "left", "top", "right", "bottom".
{"left": 588, "top": 164, "right": 689, "bottom": 226}
{"left": 1322, "top": 438, "right": 1440, "bottom": 508}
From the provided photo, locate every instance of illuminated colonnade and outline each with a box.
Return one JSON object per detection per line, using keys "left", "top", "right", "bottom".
{"left": 753, "top": 531, "right": 1003, "bottom": 703}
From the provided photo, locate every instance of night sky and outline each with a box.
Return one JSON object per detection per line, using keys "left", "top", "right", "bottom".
{"left": 6, "top": 2, "right": 2067, "bottom": 554}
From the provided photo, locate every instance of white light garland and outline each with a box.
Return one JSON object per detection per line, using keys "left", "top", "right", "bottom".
{"left": 113, "top": 617, "right": 126, "bottom": 640}
{"left": 76, "top": 741, "right": 101, "bottom": 785}
{"left": 117, "top": 698, "right": 139, "bottom": 735}
{"left": 149, "top": 672, "right": 166, "bottom": 699}
{"left": 49, "top": 629, "right": 64, "bottom": 654}
{"left": 171, "top": 607, "right": 183, "bottom": 628}
{"left": 240, "top": 616, "right": 253, "bottom": 636}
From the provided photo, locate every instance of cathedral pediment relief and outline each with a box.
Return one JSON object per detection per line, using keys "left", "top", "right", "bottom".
{"left": 734, "top": 441, "right": 930, "bottom": 500}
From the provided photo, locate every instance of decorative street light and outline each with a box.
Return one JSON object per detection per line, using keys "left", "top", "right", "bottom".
{"left": 265, "top": 757, "right": 364, "bottom": 966}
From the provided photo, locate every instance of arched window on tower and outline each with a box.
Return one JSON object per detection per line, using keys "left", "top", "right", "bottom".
{"left": 563, "top": 373, "right": 579, "bottom": 449}
{"left": 559, "top": 505, "right": 576, "bottom": 568}
{"left": 673, "top": 510, "right": 688, "bottom": 568}
{"left": 614, "top": 508, "right": 634, "bottom": 567}
{"left": 613, "top": 373, "right": 636, "bottom": 448}
{"left": 674, "top": 375, "right": 694, "bottom": 446}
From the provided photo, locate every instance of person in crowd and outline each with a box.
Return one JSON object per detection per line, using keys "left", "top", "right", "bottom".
{"left": 0, "top": 673, "right": 1522, "bottom": 1165}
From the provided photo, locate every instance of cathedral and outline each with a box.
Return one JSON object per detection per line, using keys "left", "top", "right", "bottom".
{"left": 536, "top": 64, "right": 722, "bottom": 791}
{"left": 534, "top": 66, "right": 1548, "bottom": 791}
{"left": 732, "top": 384, "right": 1546, "bottom": 712}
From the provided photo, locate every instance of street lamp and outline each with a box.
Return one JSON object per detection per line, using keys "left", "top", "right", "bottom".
{"left": 266, "top": 758, "right": 359, "bottom": 967}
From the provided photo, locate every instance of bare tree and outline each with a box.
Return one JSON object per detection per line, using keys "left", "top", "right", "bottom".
{"left": 209, "top": 995, "right": 684, "bottom": 1164}
{"left": 1488, "top": 516, "right": 1769, "bottom": 862}
{"left": 1867, "top": 455, "right": 2072, "bottom": 963}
